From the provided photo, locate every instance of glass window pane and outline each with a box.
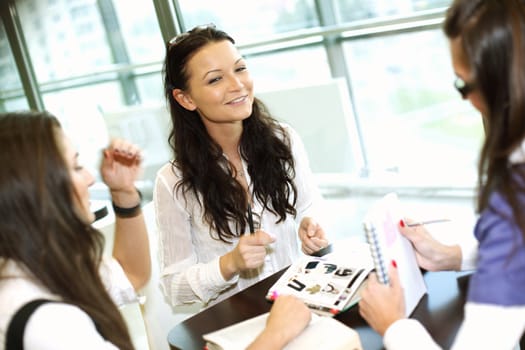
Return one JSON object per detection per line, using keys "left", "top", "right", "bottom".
{"left": 0, "top": 19, "right": 29, "bottom": 111}
{"left": 335, "top": 0, "right": 450, "bottom": 22}
{"left": 134, "top": 72, "right": 164, "bottom": 105}
{"left": 344, "top": 29, "right": 483, "bottom": 184}
{"left": 177, "top": 0, "right": 319, "bottom": 42}
{"left": 16, "top": 0, "right": 164, "bottom": 104}
{"left": 17, "top": 0, "right": 113, "bottom": 83}
{"left": 246, "top": 45, "right": 331, "bottom": 91}
{"left": 111, "top": 0, "right": 164, "bottom": 63}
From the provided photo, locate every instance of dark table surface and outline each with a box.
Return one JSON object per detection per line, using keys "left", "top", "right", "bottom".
{"left": 167, "top": 262, "right": 470, "bottom": 350}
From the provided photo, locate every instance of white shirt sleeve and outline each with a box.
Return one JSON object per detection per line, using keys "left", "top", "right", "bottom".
{"left": 458, "top": 236, "right": 478, "bottom": 271}
{"left": 383, "top": 303, "right": 525, "bottom": 350}
{"left": 24, "top": 303, "right": 119, "bottom": 350}
{"left": 154, "top": 166, "right": 238, "bottom": 306}
{"left": 451, "top": 303, "right": 525, "bottom": 350}
{"left": 99, "top": 256, "right": 138, "bottom": 306}
{"left": 383, "top": 318, "right": 441, "bottom": 350}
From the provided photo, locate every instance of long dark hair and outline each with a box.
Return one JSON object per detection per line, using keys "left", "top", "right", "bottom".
{"left": 163, "top": 25, "right": 297, "bottom": 242}
{"left": 444, "top": 0, "right": 525, "bottom": 237}
{"left": 0, "top": 111, "right": 133, "bottom": 349}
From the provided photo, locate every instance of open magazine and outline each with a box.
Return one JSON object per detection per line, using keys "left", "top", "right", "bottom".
{"left": 203, "top": 312, "right": 363, "bottom": 350}
{"left": 265, "top": 241, "right": 374, "bottom": 316}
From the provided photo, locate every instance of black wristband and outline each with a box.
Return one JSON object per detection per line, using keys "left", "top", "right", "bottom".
{"left": 112, "top": 189, "right": 143, "bottom": 218}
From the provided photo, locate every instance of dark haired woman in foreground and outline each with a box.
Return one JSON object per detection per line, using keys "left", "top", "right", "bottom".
{"left": 0, "top": 111, "right": 150, "bottom": 349}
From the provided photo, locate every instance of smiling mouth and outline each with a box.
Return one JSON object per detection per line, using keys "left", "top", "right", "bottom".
{"left": 227, "top": 96, "right": 247, "bottom": 104}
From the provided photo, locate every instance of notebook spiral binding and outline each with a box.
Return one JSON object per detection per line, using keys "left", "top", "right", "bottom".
{"left": 363, "top": 221, "right": 390, "bottom": 285}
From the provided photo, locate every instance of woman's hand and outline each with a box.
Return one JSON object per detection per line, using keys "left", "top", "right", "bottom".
{"left": 220, "top": 231, "right": 275, "bottom": 280}
{"left": 100, "top": 138, "right": 143, "bottom": 205}
{"left": 298, "top": 217, "right": 328, "bottom": 255}
{"left": 359, "top": 263, "right": 405, "bottom": 336}
{"left": 248, "top": 295, "right": 311, "bottom": 350}
{"left": 399, "top": 219, "right": 462, "bottom": 271}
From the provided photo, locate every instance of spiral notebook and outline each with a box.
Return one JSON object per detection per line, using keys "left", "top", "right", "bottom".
{"left": 362, "top": 192, "right": 427, "bottom": 316}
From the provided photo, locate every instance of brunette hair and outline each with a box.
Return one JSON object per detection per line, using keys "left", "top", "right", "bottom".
{"left": 444, "top": 0, "right": 525, "bottom": 236}
{"left": 0, "top": 111, "right": 133, "bottom": 349}
{"left": 163, "top": 25, "right": 297, "bottom": 242}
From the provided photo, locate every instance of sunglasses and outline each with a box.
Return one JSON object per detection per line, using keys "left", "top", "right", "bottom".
{"left": 454, "top": 77, "right": 476, "bottom": 99}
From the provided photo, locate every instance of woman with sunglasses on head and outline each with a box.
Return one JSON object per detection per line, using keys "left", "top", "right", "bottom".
{"left": 0, "top": 111, "right": 150, "bottom": 350}
{"left": 156, "top": 25, "right": 328, "bottom": 308}
{"left": 359, "top": 1, "right": 525, "bottom": 349}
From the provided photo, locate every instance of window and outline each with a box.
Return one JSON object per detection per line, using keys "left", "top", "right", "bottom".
{"left": 2, "top": 0, "right": 481, "bottom": 194}
{"left": 0, "top": 20, "right": 28, "bottom": 111}
{"left": 177, "top": 0, "right": 319, "bottom": 40}
{"left": 343, "top": 29, "right": 483, "bottom": 184}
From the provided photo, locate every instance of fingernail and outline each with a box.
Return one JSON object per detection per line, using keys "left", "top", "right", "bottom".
{"left": 391, "top": 260, "right": 397, "bottom": 268}
{"left": 399, "top": 220, "right": 405, "bottom": 228}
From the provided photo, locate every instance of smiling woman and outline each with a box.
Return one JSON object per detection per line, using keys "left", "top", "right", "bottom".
{"left": 155, "top": 24, "right": 329, "bottom": 309}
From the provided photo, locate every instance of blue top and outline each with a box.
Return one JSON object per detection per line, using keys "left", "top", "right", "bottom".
{"left": 468, "top": 171, "right": 525, "bottom": 306}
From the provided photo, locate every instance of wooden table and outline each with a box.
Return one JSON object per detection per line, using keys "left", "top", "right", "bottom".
{"left": 167, "top": 261, "right": 470, "bottom": 350}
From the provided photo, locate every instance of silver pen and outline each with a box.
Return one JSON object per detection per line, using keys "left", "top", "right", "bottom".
{"left": 406, "top": 219, "right": 451, "bottom": 227}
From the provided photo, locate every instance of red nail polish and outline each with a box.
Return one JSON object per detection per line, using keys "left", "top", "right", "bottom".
{"left": 391, "top": 260, "right": 397, "bottom": 268}
{"left": 399, "top": 220, "right": 405, "bottom": 228}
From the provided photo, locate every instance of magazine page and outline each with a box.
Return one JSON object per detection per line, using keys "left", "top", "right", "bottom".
{"left": 266, "top": 243, "right": 373, "bottom": 316}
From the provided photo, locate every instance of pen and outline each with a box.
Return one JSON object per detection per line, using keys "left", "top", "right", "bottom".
{"left": 247, "top": 205, "right": 255, "bottom": 234}
{"left": 406, "top": 219, "right": 451, "bottom": 227}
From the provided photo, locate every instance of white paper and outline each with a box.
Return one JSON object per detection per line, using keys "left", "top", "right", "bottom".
{"left": 204, "top": 312, "right": 363, "bottom": 350}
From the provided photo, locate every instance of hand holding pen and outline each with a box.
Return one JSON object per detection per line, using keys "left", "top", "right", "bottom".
{"left": 219, "top": 214, "right": 275, "bottom": 281}
{"left": 398, "top": 218, "right": 462, "bottom": 271}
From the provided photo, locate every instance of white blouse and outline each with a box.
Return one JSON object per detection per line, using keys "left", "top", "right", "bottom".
{"left": 154, "top": 123, "right": 326, "bottom": 307}
{"left": 0, "top": 257, "right": 137, "bottom": 350}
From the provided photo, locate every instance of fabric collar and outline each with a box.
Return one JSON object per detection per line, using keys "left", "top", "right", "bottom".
{"left": 509, "top": 139, "right": 525, "bottom": 164}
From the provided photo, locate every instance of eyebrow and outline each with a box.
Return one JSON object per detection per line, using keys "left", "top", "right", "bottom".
{"left": 201, "top": 57, "right": 244, "bottom": 80}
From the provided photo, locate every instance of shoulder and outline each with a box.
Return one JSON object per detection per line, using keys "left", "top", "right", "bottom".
{"left": 156, "top": 162, "right": 180, "bottom": 179}
{"left": 0, "top": 261, "right": 58, "bottom": 324}
{"left": 274, "top": 122, "right": 304, "bottom": 149}
{"left": 24, "top": 303, "right": 118, "bottom": 349}
{"left": 155, "top": 162, "right": 182, "bottom": 190}
{"left": 276, "top": 122, "right": 296, "bottom": 138}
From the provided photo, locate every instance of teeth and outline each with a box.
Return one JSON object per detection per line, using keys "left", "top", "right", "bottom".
{"left": 230, "top": 96, "right": 244, "bottom": 103}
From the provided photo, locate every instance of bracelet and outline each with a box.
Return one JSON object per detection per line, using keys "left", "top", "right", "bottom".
{"left": 112, "top": 189, "right": 143, "bottom": 218}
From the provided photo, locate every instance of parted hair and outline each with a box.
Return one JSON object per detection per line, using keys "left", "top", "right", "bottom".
{"left": 163, "top": 25, "right": 297, "bottom": 242}
{"left": 0, "top": 111, "right": 133, "bottom": 349}
{"left": 444, "top": 0, "right": 525, "bottom": 237}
